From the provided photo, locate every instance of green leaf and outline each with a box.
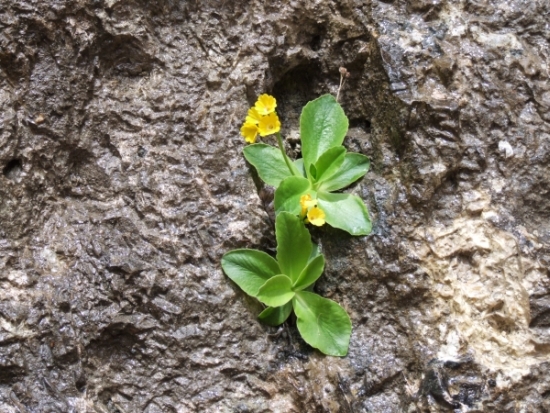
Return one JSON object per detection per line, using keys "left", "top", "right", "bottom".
{"left": 309, "top": 243, "right": 320, "bottom": 262}
{"left": 309, "top": 163, "right": 318, "bottom": 180}
{"left": 294, "top": 158, "right": 307, "bottom": 178}
{"left": 318, "top": 153, "right": 370, "bottom": 192}
{"left": 257, "top": 274, "right": 295, "bottom": 307}
{"left": 312, "top": 146, "right": 346, "bottom": 183}
{"left": 293, "top": 254, "right": 325, "bottom": 291}
{"left": 317, "top": 192, "right": 372, "bottom": 236}
{"left": 275, "top": 212, "right": 312, "bottom": 283}
{"left": 293, "top": 291, "right": 352, "bottom": 356}
{"left": 258, "top": 302, "right": 293, "bottom": 326}
{"left": 300, "top": 94, "right": 348, "bottom": 171}
{"left": 274, "top": 176, "right": 311, "bottom": 215}
{"left": 243, "top": 144, "right": 294, "bottom": 187}
{"left": 221, "top": 250, "right": 281, "bottom": 297}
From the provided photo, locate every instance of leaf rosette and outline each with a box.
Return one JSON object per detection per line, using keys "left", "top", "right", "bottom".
{"left": 243, "top": 94, "right": 372, "bottom": 236}
{"left": 221, "top": 212, "right": 351, "bottom": 356}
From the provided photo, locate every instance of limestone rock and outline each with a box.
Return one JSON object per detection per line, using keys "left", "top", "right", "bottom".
{"left": 0, "top": 0, "right": 549, "bottom": 411}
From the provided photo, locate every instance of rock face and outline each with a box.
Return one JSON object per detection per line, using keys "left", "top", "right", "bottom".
{"left": 0, "top": 0, "right": 549, "bottom": 411}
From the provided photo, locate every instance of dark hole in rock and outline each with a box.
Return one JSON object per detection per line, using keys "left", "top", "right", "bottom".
{"left": 0, "top": 52, "right": 28, "bottom": 82}
{"left": 137, "top": 146, "right": 147, "bottom": 157}
{"left": 454, "top": 384, "right": 482, "bottom": 407}
{"left": 529, "top": 296, "right": 550, "bottom": 328}
{"left": 310, "top": 34, "right": 323, "bottom": 51}
{"left": 304, "top": 23, "right": 327, "bottom": 52}
{"left": 272, "top": 63, "right": 322, "bottom": 131}
{"left": 95, "top": 33, "right": 156, "bottom": 77}
{"left": 0, "top": 366, "right": 25, "bottom": 385}
{"left": 68, "top": 149, "right": 91, "bottom": 168}
{"left": 529, "top": 308, "right": 550, "bottom": 328}
{"left": 350, "top": 118, "right": 372, "bottom": 133}
{"left": 75, "top": 374, "right": 87, "bottom": 392}
{"left": 59, "top": 302, "right": 71, "bottom": 313}
{"left": 3, "top": 159, "right": 22, "bottom": 181}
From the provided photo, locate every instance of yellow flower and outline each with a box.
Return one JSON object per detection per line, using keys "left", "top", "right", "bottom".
{"left": 240, "top": 94, "right": 281, "bottom": 143}
{"left": 307, "top": 206, "right": 326, "bottom": 227}
{"left": 254, "top": 94, "right": 277, "bottom": 116}
{"left": 241, "top": 122, "right": 259, "bottom": 144}
{"left": 245, "top": 107, "right": 262, "bottom": 125}
{"left": 300, "top": 194, "right": 325, "bottom": 227}
{"left": 300, "top": 194, "right": 317, "bottom": 217}
{"left": 258, "top": 112, "right": 281, "bottom": 137}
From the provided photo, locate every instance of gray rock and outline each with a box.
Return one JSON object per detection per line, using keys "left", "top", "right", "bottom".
{"left": 0, "top": 0, "right": 549, "bottom": 411}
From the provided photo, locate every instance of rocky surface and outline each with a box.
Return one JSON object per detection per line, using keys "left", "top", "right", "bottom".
{"left": 1, "top": 0, "right": 549, "bottom": 411}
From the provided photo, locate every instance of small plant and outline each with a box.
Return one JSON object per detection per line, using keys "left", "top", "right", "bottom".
{"left": 242, "top": 94, "right": 371, "bottom": 235}
{"left": 224, "top": 81, "right": 371, "bottom": 357}
{"left": 222, "top": 212, "right": 351, "bottom": 356}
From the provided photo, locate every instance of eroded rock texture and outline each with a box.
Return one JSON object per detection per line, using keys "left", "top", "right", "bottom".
{"left": 0, "top": 0, "right": 549, "bottom": 411}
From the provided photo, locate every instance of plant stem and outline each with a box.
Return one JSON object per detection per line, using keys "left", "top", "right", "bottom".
{"left": 336, "top": 75, "right": 346, "bottom": 102}
{"left": 336, "top": 67, "right": 349, "bottom": 102}
{"left": 275, "top": 132, "right": 296, "bottom": 176}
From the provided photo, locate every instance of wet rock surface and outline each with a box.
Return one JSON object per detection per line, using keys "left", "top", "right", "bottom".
{"left": 0, "top": 0, "right": 549, "bottom": 411}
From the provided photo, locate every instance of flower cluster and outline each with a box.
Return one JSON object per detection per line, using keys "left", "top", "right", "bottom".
{"left": 240, "top": 94, "right": 281, "bottom": 143}
{"left": 300, "top": 194, "right": 326, "bottom": 227}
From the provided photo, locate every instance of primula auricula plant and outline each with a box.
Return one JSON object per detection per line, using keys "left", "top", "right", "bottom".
{"left": 242, "top": 93, "right": 372, "bottom": 236}
{"left": 221, "top": 212, "right": 351, "bottom": 356}
{"left": 224, "top": 86, "right": 371, "bottom": 356}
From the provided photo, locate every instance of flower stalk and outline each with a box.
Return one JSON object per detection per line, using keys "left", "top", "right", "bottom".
{"left": 275, "top": 132, "right": 296, "bottom": 176}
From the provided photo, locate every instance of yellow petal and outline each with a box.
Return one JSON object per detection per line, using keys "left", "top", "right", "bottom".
{"left": 300, "top": 194, "right": 318, "bottom": 217}
{"left": 255, "top": 94, "right": 277, "bottom": 116}
{"left": 240, "top": 122, "right": 258, "bottom": 144}
{"left": 300, "top": 194, "right": 312, "bottom": 217}
{"left": 245, "top": 107, "right": 262, "bottom": 125}
{"left": 258, "top": 112, "right": 281, "bottom": 137}
{"left": 307, "top": 207, "right": 326, "bottom": 227}
{"left": 304, "top": 199, "right": 317, "bottom": 209}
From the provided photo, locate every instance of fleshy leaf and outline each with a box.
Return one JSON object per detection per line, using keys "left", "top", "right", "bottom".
{"left": 309, "top": 164, "right": 318, "bottom": 181}
{"left": 318, "top": 153, "right": 370, "bottom": 192}
{"left": 274, "top": 176, "right": 311, "bottom": 215}
{"left": 317, "top": 192, "right": 372, "bottom": 236}
{"left": 221, "top": 249, "right": 281, "bottom": 297}
{"left": 257, "top": 274, "right": 295, "bottom": 307}
{"left": 309, "top": 243, "right": 320, "bottom": 262}
{"left": 243, "top": 144, "right": 295, "bottom": 187}
{"left": 300, "top": 94, "right": 348, "bottom": 171}
{"left": 293, "top": 291, "right": 352, "bottom": 356}
{"left": 275, "top": 212, "right": 312, "bottom": 283}
{"left": 312, "top": 146, "right": 346, "bottom": 183}
{"left": 258, "top": 302, "right": 293, "bottom": 326}
{"left": 293, "top": 254, "right": 325, "bottom": 291}
{"left": 294, "top": 158, "right": 307, "bottom": 178}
